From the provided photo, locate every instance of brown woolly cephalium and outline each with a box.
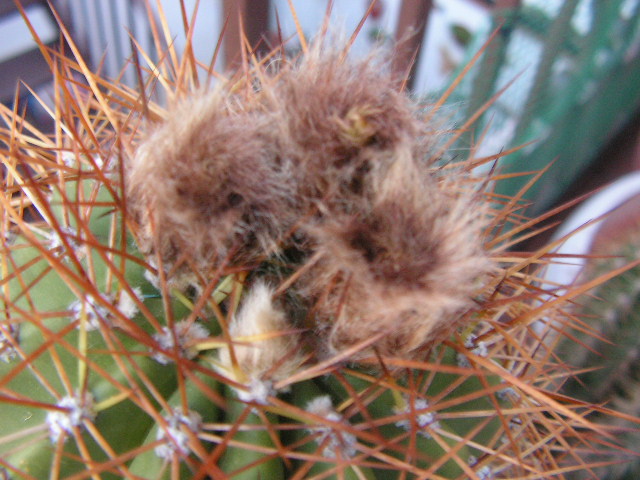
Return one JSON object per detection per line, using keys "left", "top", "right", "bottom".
{"left": 128, "top": 39, "right": 491, "bottom": 359}
{"left": 127, "top": 89, "right": 296, "bottom": 270}
{"left": 273, "top": 44, "right": 423, "bottom": 212}
{"left": 302, "top": 152, "right": 491, "bottom": 358}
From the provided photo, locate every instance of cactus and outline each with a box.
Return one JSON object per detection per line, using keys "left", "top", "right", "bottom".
{"left": 559, "top": 230, "right": 640, "bottom": 480}
{"left": 0, "top": 3, "right": 637, "bottom": 479}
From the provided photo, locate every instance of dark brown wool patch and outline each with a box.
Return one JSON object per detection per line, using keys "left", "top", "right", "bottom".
{"left": 128, "top": 41, "right": 492, "bottom": 358}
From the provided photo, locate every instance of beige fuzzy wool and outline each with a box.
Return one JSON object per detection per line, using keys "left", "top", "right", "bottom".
{"left": 216, "top": 282, "right": 304, "bottom": 387}
{"left": 128, "top": 38, "right": 493, "bottom": 360}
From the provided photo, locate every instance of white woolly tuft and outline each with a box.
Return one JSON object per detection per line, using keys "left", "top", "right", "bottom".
{"left": 394, "top": 396, "right": 440, "bottom": 438}
{"left": 46, "top": 392, "right": 95, "bottom": 443}
{"left": 305, "top": 395, "right": 357, "bottom": 459}
{"left": 152, "top": 320, "right": 209, "bottom": 365}
{"left": 154, "top": 409, "right": 202, "bottom": 459}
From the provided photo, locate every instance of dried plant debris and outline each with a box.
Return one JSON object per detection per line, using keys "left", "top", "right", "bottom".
{"left": 128, "top": 41, "right": 492, "bottom": 360}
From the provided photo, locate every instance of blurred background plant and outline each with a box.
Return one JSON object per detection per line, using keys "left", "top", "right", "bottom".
{"left": 1, "top": 1, "right": 640, "bottom": 479}
{"left": 4, "top": 0, "right": 640, "bottom": 214}
{"left": 560, "top": 228, "right": 640, "bottom": 479}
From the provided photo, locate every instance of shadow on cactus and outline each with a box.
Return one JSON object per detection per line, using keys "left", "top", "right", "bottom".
{"left": 1, "top": 2, "right": 638, "bottom": 479}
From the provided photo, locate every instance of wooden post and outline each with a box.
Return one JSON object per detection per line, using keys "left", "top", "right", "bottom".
{"left": 393, "top": 0, "right": 433, "bottom": 89}
{"left": 223, "top": 0, "right": 271, "bottom": 70}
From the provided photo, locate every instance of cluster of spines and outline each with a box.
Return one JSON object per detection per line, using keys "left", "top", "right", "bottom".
{"left": 0, "top": 2, "right": 636, "bottom": 478}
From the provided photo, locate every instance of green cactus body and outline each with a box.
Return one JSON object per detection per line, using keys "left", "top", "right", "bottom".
{"left": 218, "top": 386, "right": 285, "bottom": 479}
{"left": 286, "top": 379, "right": 376, "bottom": 480}
{"left": 128, "top": 371, "right": 220, "bottom": 479}
{"left": 0, "top": 177, "right": 227, "bottom": 478}
{"left": 325, "top": 348, "right": 505, "bottom": 480}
